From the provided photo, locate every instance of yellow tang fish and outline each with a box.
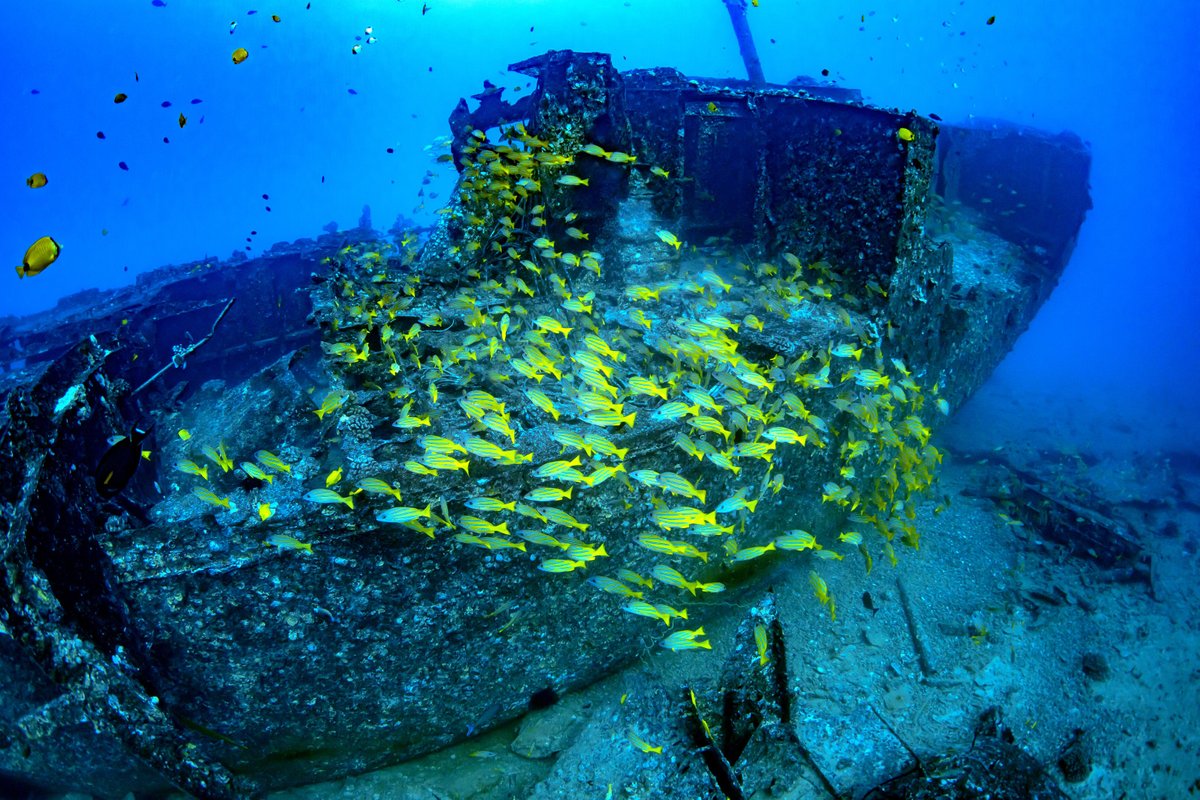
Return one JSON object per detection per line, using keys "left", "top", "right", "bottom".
{"left": 231, "top": 47, "right": 249, "bottom": 64}
{"left": 26, "top": 172, "right": 48, "bottom": 189}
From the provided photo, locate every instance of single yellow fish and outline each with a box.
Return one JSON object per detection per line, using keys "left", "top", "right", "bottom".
{"left": 240, "top": 461, "right": 274, "bottom": 484}
{"left": 302, "top": 488, "right": 353, "bottom": 509}
{"left": 325, "top": 466, "right": 344, "bottom": 488}
{"left": 192, "top": 487, "right": 231, "bottom": 510}
{"left": 655, "top": 229, "right": 682, "bottom": 250}
{"left": 538, "top": 558, "right": 587, "bottom": 573}
{"left": 255, "top": 449, "right": 292, "bottom": 475}
{"left": 265, "top": 534, "right": 312, "bottom": 554}
{"left": 175, "top": 459, "right": 208, "bottom": 481}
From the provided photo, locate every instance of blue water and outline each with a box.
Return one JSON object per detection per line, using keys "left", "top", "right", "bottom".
{"left": 2, "top": 0, "right": 1198, "bottom": 416}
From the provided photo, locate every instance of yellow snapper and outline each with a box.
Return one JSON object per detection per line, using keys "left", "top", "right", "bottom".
{"left": 175, "top": 459, "right": 209, "bottom": 481}
{"left": 240, "top": 461, "right": 275, "bottom": 484}
{"left": 265, "top": 534, "right": 312, "bottom": 554}
{"left": 255, "top": 449, "right": 293, "bottom": 475}
{"left": 192, "top": 487, "right": 231, "bottom": 510}
{"left": 302, "top": 489, "right": 353, "bottom": 509}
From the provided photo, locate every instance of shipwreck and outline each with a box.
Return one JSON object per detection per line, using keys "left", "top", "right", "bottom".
{"left": 0, "top": 48, "right": 1091, "bottom": 798}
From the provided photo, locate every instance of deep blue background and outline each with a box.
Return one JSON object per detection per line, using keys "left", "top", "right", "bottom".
{"left": 2, "top": 1, "right": 1197, "bottom": 426}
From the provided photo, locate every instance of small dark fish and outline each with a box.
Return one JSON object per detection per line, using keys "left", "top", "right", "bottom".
{"left": 321, "top": 175, "right": 325, "bottom": 183}
{"left": 466, "top": 701, "right": 502, "bottom": 737}
{"left": 135, "top": 71, "right": 140, "bottom": 82}
{"left": 31, "top": 88, "right": 41, "bottom": 94}
{"left": 986, "top": 15, "right": 996, "bottom": 25}
{"left": 250, "top": 229, "right": 257, "bottom": 235}
{"left": 161, "top": 100, "right": 172, "bottom": 108}
{"left": 265, "top": 206, "right": 271, "bottom": 212}
{"left": 262, "top": 193, "right": 269, "bottom": 199}
{"left": 190, "top": 98, "right": 203, "bottom": 104}
{"left": 163, "top": 136, "right": 170, "bottom": 143}
{"left": 821, "top": 68, "right": 829, "bottom": 76}
{"left": 348, "top": 88, "right": 358, "bottom": 95}
{"left": 114, "top": 92, "right": 128, "bottom": 103}
{"left": 929, "top": 112, "right": 943, "bottom": 121}
{"left": 96, "top": 130, "right": 106, "bottom": 139}
{"left": 862, "top": 591, "right": 879, "bottom": 614}
{"left": 118, "top": 161, "right": 129, "bottom": 171}
{"left": 386, "top": 147, "right": 394, "bottom": 153}
{"left": 422, "top": 3, "right": 429, "bottom": 15}
{"left": 151, "top": 0, "right": 166, "bottom": 6}
{"left": 178, "top": 112, "right": 187, "bottom": 128}
{"left": 95, "top": 424, "right": 152, "bottom": 498}
{"left": 247, "top": 9, "right": 258, "bottom": 15}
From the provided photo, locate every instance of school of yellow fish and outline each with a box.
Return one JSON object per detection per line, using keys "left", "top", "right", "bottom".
{"left": 172, "top": 122, "right": 947, "bottom": 654}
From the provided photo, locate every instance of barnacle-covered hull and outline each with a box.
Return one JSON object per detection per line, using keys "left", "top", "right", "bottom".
{"left": 0, "top": 51, "right": 1090, "bottom": 797}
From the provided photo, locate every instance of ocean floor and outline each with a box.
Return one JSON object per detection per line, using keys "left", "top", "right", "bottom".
{"left": 55, "top": 372, "right": 1200, "bottom": 800}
